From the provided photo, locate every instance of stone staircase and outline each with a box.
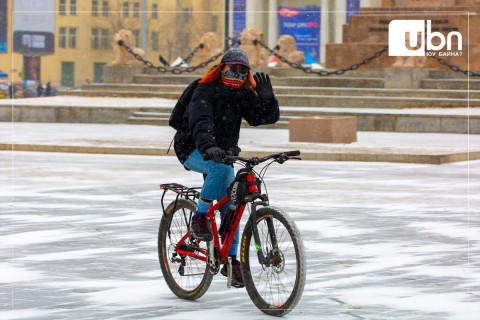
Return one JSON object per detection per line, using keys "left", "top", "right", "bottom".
{"left": 57, "top": 68, "right": 480, "bottom": 133}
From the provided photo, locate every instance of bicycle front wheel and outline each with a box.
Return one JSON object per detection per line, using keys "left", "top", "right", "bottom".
{"left": 158, "top": 198, "right": 213, "bottom": 300}
{"left": 241, "top": 206, "right": 306, "bottom": 316}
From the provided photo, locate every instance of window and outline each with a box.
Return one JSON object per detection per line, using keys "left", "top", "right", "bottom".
{"left": 133, "top": 3, "right": 140, "bottom": 18}
{"left": 123, "top": 2, "right": 129, "bottom": 17}
{"left": 68, "top": 28, "right": 77, "bottom": 49}
{"left": 101, "top": 29, "right": 109, "bottom": 50}
{"left": 152, "top": 4, "right": 158, "bottom": 19}
{"left": 70, "top": 0, "right": 77, "bottom": 15}
{"left": 133, "top": 30, "right": 140, "bottom": 48}
{"left": 94, "top": 62, "right": 106, "bottom": 83}
{"left": 92, "top": 0, "right": 98, "bottom": 16}
{"left": 61, "top": 62, "right": 75, "bottom": 87}
{"left": 59, "top": 27, "right": 67, "bottom": 48}
{"left": 91, "top": 29, "right": 99, "bottom": 49}
{"left": 102, "top": 1, "right": 109, "bottom": 16}
{"left": 59, "top": 0, "right": 66, "bottom": 15}
{"left": 151, "top": 32, "right": 159, "bottom": 51}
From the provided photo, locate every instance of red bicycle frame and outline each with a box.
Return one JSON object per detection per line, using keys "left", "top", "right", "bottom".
{"left": 175, "top": 195, "right": 246, "bottom": 264}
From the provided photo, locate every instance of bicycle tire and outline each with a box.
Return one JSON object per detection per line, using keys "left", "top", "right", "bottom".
{"left": 158, "top": 198, "right": 213, "bottom": 300}
{"left": 240, "top": 206, "right": 306, "bottom": 316}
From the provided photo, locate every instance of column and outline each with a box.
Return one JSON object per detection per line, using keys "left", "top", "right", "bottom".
{"left": 320, "top": 0, "right": 330, "bottom": 64}
{"left": 268, "top": 0, "right": 278, "bottom": 49}
{"left": 335, "top": 0, "right": 346, "bottom": 43}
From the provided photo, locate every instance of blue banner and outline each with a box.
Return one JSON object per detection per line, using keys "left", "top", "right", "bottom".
{"left": 0, "top": 0, "right": 6, "bottom": 53}
{"left": 346, "top": 0, "right": 360, "bottom": 23}
{"left": 278, "top": 7, "right": 321, "bottom": 61}
{"left": 232, "top": 0, "right": 246, "bottom": 41}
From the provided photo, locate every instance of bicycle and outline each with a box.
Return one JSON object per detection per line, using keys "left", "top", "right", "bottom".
{"left": 157, "top": 150, "right": 306, "bottom": 316}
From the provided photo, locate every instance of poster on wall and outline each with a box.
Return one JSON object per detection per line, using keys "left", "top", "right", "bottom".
{"left": 232, "top": 0, "right": 246, "bottom": 41}
{"left": 346, "top": 0, "right": 360, "bottom": 23}
{"left": 0, "top": 0, "right": 6, "bottom": 53}
{"left": 278, "top": 7, "right": 321, "bottom": 61}
{"left": 23, "top": 56, "right": 40, "bottom": 81}
{"left": 13, "top": 0, "right": 55, "bottom": 56}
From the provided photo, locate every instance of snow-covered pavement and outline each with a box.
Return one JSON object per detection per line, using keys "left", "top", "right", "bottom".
{"left": 1, "top": 122, "right": 480, "bottom": 164}
{"left": 1, "top": 152, "right": 479, "bottom": 319}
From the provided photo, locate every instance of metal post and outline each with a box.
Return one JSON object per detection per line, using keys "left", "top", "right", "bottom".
{"left": 142, "top": 0, "right": 147, "bottom": 54}
{"left": 224, "top": 0, "right": 230, "bottom": 49}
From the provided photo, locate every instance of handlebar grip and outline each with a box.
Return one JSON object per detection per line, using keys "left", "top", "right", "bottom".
{"left": 285, "top": 150, "right": 301, "bottom": 157}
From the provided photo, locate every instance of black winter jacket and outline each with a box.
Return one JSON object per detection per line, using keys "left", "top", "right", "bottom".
{"left": 174, "top": 79, "right": 280, "bottom": 163}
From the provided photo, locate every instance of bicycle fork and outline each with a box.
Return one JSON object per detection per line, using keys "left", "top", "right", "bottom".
{"left": 249, "top": 200, "right": 277, "bottom": 267}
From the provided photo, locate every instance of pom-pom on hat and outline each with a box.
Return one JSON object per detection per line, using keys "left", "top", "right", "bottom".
{"left": 220, "top": 48, "right": 250, "bottom": 69}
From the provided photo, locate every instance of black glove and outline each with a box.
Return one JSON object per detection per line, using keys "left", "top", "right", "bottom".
{"left": 227, "top": 146, "right": 241, "bottom": 156}
{"left": 205, "top": 147, "right": 224, "bottom": 163}
{"left": 253, "top": 72, "right": 274, "bottom": 101}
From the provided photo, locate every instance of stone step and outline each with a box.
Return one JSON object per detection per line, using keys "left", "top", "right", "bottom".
{"left": 4, "top": 103, "right": 475, "bottom": 134}
{"left": 134, "top": 74, "right": 386, "bottom": 88}
{"left": 60, "top": 90, "right": 479, "bottom": 108}
{"left": 421, "top": 79, "right": 480, "bottom": 90}
{"left": 59, "top": 90, "right": 180, "bottom": 99}
{"left": 125, "top": 109, "right": 477, "bottom": 134}
{"left": 81, "top": 83, "right": 185, "bottom": 91}
{"left": 360, "top": 6, "right": 480, "bottom": 13}
{"left": 275, "top": 94, "right": 476, "bottom": 108}
{"left": 79, "top": 83, "right": 480, "bottom": 99}
{"left": 140, "top": 66, "right": 386, "bottom": 78}
{"left": 127, "top": 116, "right": 170, "bottom": 125}
{"left": 132, "top": 111, "right": 171, "bottom": 117}
{"left": 429, "top": 70, "right": 470, "bottom": 80}
{"left": 127, "top": 113, "right": 289, "bottom": 128}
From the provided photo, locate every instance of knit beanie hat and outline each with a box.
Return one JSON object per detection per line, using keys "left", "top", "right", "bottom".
{"left": 220, "top": 48, "right": 250, "bottom": 69}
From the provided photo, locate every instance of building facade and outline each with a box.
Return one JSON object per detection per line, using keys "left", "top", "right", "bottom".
{"left": 0, "top": 0, "right": 224, "bottom": 87}
{"left": 0, "top": 0, "right": 381, "bottom": 87}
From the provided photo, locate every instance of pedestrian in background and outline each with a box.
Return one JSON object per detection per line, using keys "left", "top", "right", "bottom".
{"left": 37, "top": 82, "right": 44, "bottom": 97}
{"left": 45, "top": 82, "right": 51, "bottom": 97}
{"left": 8, "top": 83, "right": 14, "bottom": 99}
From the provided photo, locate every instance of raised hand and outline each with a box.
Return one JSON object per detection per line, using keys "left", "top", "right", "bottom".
{"left": 253, "top": 72, "right": 274, "bottom": 101}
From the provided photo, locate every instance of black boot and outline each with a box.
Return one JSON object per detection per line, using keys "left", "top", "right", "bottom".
{"left": 191, "top": 213, "right": 212, "bottom": 241}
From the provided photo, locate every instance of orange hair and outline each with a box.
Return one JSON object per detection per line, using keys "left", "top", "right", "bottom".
{"left": 199, "top": 63, "right": 256, "bottom": 90}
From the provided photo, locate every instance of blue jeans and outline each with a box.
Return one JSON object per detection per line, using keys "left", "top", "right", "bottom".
{"left": 184, "top": 149, "right": 239, "bottom": 257}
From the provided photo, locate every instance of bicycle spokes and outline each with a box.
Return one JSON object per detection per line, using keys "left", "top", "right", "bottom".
{"left": 248, "top": 215, "right": 299, "bottom": 307}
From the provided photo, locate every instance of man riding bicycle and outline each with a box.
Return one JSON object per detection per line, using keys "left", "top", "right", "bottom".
{"left": 173, "top": 48, "right": 279, "bottom": 287}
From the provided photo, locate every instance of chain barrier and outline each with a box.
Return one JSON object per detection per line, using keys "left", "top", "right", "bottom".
{"left": 182, "top": 43, "right": 205, "bottom": 64}
{"left": 117, "top": 38, "right": 238, "bottom": 74}
{"left": 429, "top": 55, "right": 480, "bottom": 77}
{"left": 253, "top": 39, "right": 388, "bottom": 76}
{"left": 120, "top": 38, "right": 480, "bottom": 78}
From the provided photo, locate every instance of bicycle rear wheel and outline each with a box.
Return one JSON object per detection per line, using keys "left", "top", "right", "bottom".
{"left": 241, "top": 206, "right": 306, "bottom": 316}
{"left": 158, "top": 198, "right": 213, "bottom": 300}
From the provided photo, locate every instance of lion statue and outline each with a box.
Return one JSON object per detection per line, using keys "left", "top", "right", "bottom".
{"left": 111, "top": 29, "right": 146, "bottom": 66}
{"left": 238, "top": 28, "right": 269, "bottom": 66}
{"left": 391, "top": 32, "right": 426, "bottom": 68}
{"left": 275, "top": 35, "right": 305, "bottom": 68}
{"left": 191, "top": 32, "right": 223, "bottom": 67}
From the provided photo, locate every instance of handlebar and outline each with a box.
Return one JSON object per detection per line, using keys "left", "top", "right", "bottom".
{"left": 203, "top": 150, "right": 301, "bottom": 166}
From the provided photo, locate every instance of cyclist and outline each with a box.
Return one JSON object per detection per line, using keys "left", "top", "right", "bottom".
{"left": 173, "top": 48, "right": 279, "bottom": 287}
